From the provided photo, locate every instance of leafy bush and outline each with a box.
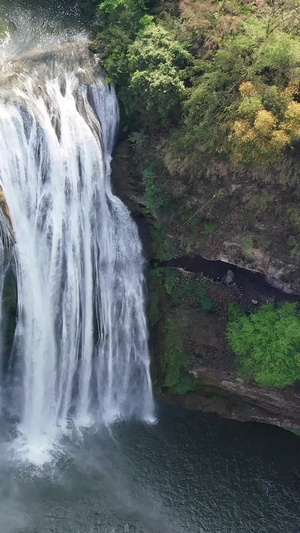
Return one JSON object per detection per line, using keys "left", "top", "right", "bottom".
{"left": 182, "top": 32, "right": 255, "bottom": 161}
{"left": 142, "top": 165, "right": 171, "bottom": 211}
{"left": 93, "top": 0, "right": 191, "bottom": 129}
{"left": 228, "top": 80, "right": 300, "bottom": 165}
{"left": 202, "top": 220, "right": 217, "bottom": 234}
{"left": 181, "top": 12, "right": 300, "bottom": 167}
{"left": 228, "top": 302, "right": 300, "bottom": 388}
{"left": 150, "top": 227, "right": 175, "bottom": 261}
{"left": 95, "top": 0, "right": 149, "bottom": 88}
{"left": 126, "top": 23, "right": 191, "bottom": 128}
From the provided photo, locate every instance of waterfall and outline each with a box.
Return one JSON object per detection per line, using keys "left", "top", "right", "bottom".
{"left": 0, "top": 212, "right": 6, "bottom": 325}
{"left": 0, "top": 45, "right": 154, "bottom": 464}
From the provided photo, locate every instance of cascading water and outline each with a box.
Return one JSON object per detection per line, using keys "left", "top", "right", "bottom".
{"left": 0, "top": 42, "right": 154, "bottom": 464}
{"left": 0, "top": 210, "right": 7, "bottom": 322}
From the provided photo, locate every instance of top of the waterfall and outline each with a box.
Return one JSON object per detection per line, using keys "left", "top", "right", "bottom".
{"left": 0, "top": 0, "right": 88, "bottom": 63}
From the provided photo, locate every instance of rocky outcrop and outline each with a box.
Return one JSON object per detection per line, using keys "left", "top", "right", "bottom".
{"left": 111, "top": 141, "right": 144, "bottom": 216}
{"left": 149, "top": 266, "right": 300, "bottom": 432}
{"left": 111, "top": 138, "right": 300, "bottom": 289}
{"left": 161, "top": 385, "right": 300, "bottom": 432}
{"left": 162, "top": 366, "right": 300, "bottom": 431}
{"left": 159, "top": 302, "right": 300, "bottom": 430}
{"left": 111, "top": 135, "right": 300, "bottom": 433}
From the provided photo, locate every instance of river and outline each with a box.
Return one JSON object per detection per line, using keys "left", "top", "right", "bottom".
{"left": 0, "top": 1, "right": 300, "bottom": 532}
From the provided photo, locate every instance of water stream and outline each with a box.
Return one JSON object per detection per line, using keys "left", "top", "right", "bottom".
{"left": 0, "top": 1, "right": 153, "bottom": 464}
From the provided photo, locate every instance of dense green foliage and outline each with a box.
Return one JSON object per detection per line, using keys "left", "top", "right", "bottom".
{"left": 179, "top": 0, "right": 300, "bottom": 167}
{"left": 228, "top": 302, "right": 300, "bottom": 388}
{"left": 79, "top": 0, "right": 300, "bottom": 167}
{"left": 126, "top": 23, "right": 191, "bottom": 129}
{"left": 76, "top": 1, "right": 300, "bottom": 270}
{"left": 76, "top": 0, "right": 99, "bottom": 18}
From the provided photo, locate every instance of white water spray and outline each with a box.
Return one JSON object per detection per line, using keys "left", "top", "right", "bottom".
{"left": 0, "top": 45, "right": 154, "bottom": 464}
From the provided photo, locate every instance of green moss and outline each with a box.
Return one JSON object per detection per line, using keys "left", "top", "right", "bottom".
{"left": 202, "top": 220, "right": 217, "bottom": 235}
{"left": 150, "top": 227, "right": 175, "bottom": 261}
{"left": 283, "top": 427, "right": 300, "bottom": 436}
{"left": 160, "top": 267, "right": 216, "bottom": 311}
{"left": 242, "top": 235, "right": 254, "bottom": 254}
{"left": 0, "top": 19, "right": 16, "bottom": 40}
{"left": 163, "top": 318, "right": 195, "bottom": 394}
{"left": 148, "top": 268, "right": 163, "bottom": 327}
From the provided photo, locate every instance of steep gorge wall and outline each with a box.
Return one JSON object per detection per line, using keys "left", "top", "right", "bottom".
{"left": 111, "top": 140, "right": 300, "bottom": 432}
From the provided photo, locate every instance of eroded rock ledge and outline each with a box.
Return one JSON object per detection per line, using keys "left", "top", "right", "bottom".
{"left": 161, "top": 368, "right": 300, "bottom": 432}
{"left": 111, "top": 143, "right": 300, "bottom": 431}
{"left": 150, "top": 264, "right": 300, "bottom": 433}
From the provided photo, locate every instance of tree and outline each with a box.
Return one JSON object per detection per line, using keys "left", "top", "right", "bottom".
{"left": 228, "top": 302, "right": 300, "bottom": 388}
{"left": 126, "top": 24, "right": 191, "bottom": 128}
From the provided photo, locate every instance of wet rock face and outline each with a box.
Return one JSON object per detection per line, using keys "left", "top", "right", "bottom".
{"left": 98, "top": 104, "right": 300, "bottom": 431}
{"left": 111, "top": 139, "right": 300, "bottom": 289}
{"left": 0, "top": 266, "right": 17, "bottom": 370}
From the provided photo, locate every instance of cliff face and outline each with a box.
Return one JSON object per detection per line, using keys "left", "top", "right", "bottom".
{"left": 112, "top": 139, "right": 300, "bottom": 290}
{"left": 112, "top": 140, "right": 300, "bottom": 432}
{"left": 158, "top": 295, "right": 300, "bottom": 431}
{"left": 76, "top": 0, "right": 300, "bottom": 431}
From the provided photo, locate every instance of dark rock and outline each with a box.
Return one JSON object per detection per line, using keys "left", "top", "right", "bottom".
{"left": 223, "top": 269, "right": 234, "bottom": 286}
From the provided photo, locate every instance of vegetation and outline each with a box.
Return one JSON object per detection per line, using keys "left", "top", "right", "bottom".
{"left": 75, "top": 1, "right": 300, "bottom": 267}
{"left": 149, "top": 267, "right": 215, "bottom": 393}
{"left": 79, "top": 0, "right": 300, "bottom": 167}
{"left": 76, "top": 0, "right": 99, "bottom": 18}
{"left": 228, "top": 302, "right": 300, "bottom": 388}
{"left": 163, "top": 318, "right": 195, "bottom": 394}
{"left": 0, "top": 18, "right": 16, "bottom": 40}
{"left": 77, "top": 0, "right": 300, "bottom": 393}
{"left": 158, "top": 267, "right": 215, "bottom": 311}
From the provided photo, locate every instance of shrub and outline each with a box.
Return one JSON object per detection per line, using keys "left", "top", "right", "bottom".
{"left": 162, "top": 268, "right": 215, "bottom": 311}
{"left": 229, "top": 80, "right": 300, "bottom": 165}
{"left": 228, "top": 302, "right": 300, "bottom": 388}
{"left": 95, "top": 0, "right": 150, "bottom": 89}
{"left": 126, "top": 23, "right": 192, "bottom": 129}
{"left": 181, "top": 13, "right": 300, "bottom": 167}
{"left": 142, "top": 165, "right": 170, "bottom": 211}
{"left": 76, "top": 0, "right": 98, "bottom": 17}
